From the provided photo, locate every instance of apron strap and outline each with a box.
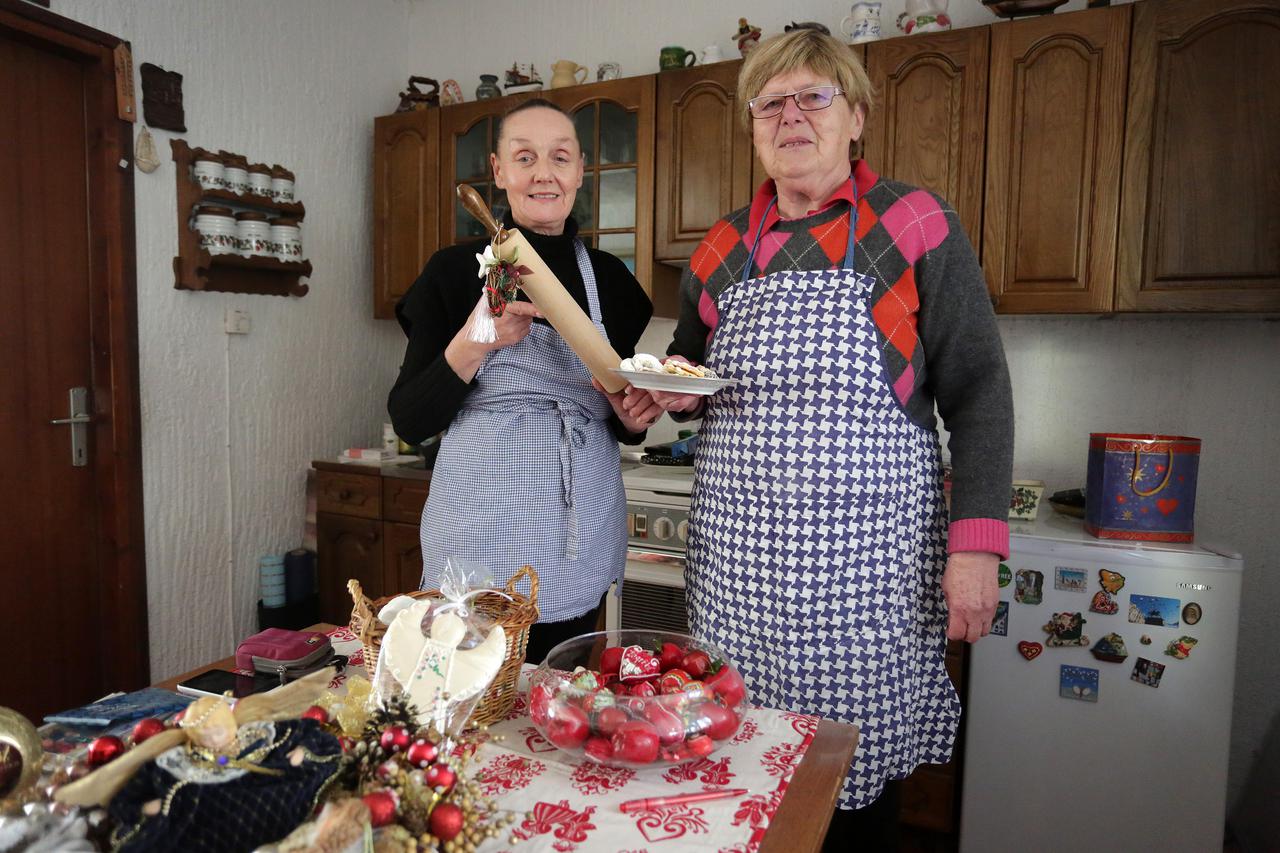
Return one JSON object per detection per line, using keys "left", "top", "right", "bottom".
{"left": 741, "top": 176, "right": 859, "bottom": 286}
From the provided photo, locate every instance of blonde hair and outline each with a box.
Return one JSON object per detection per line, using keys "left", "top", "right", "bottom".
{"left": 737, "top": 28, "right": 874, "bottom": 131}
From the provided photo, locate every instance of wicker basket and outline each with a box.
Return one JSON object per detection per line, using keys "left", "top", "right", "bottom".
{"left": 347, "top": 565, "right": 540, "bottom": 727}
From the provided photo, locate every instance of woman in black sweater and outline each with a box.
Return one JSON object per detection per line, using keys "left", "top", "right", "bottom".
{"left": 388, "top": 100, "right": 656, "bottom": 661}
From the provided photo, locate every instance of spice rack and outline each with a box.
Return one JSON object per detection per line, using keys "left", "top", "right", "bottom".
{"left": 170, "top": 138, "right": 311, "bottom": 297}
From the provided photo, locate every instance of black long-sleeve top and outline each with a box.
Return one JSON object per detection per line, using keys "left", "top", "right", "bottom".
{"left": 388, "top": 215, "right": 653, "bottom": 445}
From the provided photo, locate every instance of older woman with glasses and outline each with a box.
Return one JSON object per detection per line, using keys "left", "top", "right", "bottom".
{"left": 649, "top": 29, "right": 1013, "bottom": 848}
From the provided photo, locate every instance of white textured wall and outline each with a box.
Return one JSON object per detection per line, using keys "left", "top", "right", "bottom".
{"left": 52, "top": 0, "right": 412, "bottom": 679}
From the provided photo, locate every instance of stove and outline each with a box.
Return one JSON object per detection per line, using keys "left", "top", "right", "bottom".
{"left": 612, "top": 463, "right": 695, "bottom": 634}
{"left": 621, "top": 463, "right": 694, "bottom": 554}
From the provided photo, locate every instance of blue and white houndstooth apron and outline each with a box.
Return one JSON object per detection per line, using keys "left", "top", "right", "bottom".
{"left": 686, "top": 180, "right": 960, "bottom": 809}
{"left": 419, "top": 240, "right": 626, "bottom": 623}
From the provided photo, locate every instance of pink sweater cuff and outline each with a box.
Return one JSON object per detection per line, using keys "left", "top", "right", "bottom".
{"left": 948, "top": 517, "right": 1010, "bottom": 560}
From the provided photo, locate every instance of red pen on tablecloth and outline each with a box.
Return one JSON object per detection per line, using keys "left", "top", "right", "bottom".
{"left": 619, "top": 788, "right": 749, "bottom": 813}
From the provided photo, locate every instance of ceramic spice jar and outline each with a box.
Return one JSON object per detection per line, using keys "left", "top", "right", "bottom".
{"left": 270, "top": 217, "right": 302, "bottom": 262}
{"left": 235, "top": 211, "right": 272, "bottom": 257}
{"left": 270, "top": 165, "right": 295, "bottom": 203}
{"left": 221, "top": 154, "right": 251, "bottom": 195}
{"left": 191, "top": 151, "right": 225, "bottom": 191}
{"left": 247, "top": 163, "right": 273, "bottom": 198}
{"left": 193, "top": 205, "right": 238, "bottom": 255}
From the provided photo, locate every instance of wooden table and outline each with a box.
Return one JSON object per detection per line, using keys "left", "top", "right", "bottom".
{"left": 157, "top": 628, "right": 858, "bottom": 852}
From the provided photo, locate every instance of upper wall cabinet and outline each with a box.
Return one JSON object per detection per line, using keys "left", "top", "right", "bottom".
{"left": 437, "top": 79, "right": 655, "bottom": 294}
{"left": 654, "top": 60, "right": 754, "bottom": 260}
{"left": 863, "top": 28, "right": 990, "bottom": 251}
{"left": 372, "top": 108, "right": 438, "bottom": 319}
{"left": 1116, "top": 0, "right": 1280, "bottom": 311}
{"left": 983, "top": 5, "right": 1131, "bottom": 313}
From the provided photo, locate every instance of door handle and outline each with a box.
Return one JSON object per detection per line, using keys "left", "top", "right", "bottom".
{"left": 49, "top": 387, "right": 91, "bottom": 466}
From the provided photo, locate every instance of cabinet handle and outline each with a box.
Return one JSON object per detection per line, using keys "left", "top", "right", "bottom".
{"left": 337, "top": 488, "right": 352, "bottom": 501}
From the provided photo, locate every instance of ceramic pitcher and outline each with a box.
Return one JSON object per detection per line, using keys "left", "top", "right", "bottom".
{"left": 841, "top": 2, "right": 883, "bottom": 43}
{"left": 550, "top": 60, "right": 588, "bottom": 89}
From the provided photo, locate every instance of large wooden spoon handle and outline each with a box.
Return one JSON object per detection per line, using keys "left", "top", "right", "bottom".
{"left": 456, "top": 184, "right": 503, "bottom": 239}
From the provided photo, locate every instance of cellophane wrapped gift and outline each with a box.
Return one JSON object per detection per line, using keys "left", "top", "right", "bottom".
{"left": 371, "top": 558, "right": 508, "bottom": 737}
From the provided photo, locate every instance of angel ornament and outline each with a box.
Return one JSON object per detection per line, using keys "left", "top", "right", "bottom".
{"left": 375, "top": 594, "right": 507, "bottom": 735}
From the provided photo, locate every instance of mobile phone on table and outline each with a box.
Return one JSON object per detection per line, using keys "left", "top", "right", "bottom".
{"left": 176, "top": 669, "right": 278, "bottom": 699}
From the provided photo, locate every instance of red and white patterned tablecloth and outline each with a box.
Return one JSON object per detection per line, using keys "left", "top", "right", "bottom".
{"left": 324, "top": 627, "right": 820, "bottom": 852}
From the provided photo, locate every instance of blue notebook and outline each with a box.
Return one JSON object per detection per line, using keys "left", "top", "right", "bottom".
{"left": 44, "top": 687, "right": 193, "bottom": 727}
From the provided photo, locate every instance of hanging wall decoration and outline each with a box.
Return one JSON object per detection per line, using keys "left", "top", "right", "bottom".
{"left": 139, "top": 62, "right": 186, "bottom": 132}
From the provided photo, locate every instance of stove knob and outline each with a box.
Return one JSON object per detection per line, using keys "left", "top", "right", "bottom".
{"left": 677, "top": 519, "right": 689, "bottom": 543}
{"left": 653, "top": 516, "right": 675, "bottom": 541}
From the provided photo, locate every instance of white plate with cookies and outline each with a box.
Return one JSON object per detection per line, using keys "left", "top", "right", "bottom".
{"left": 611, "top": 369, "right": 737, "bottom": 396}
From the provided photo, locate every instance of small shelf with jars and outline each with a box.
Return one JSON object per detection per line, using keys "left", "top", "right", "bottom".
{"left": 170, "top": 138, "right": 311, "bottom": 297}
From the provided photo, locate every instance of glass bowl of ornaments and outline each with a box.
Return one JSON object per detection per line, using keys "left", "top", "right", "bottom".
{"left": 528, "top": 630, "right": 748, "bottom": 768}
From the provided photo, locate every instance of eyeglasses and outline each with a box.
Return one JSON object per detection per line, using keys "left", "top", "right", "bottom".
{"left": 746, "top": 86, "right": 846, "bottom": 120}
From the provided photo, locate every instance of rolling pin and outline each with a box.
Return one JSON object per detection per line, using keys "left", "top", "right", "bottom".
{"left": 458, "top": 184, "right": 626, "bottom": 393}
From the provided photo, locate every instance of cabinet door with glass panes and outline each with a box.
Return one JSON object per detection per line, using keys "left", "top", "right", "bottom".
{"left": 540, "top": 77, "right": 655, "bottom": 295}
{"left": 438, "top": 78, "right": 655, "bottom": 293}
{"left": 438, "top": 92, "right": 540, "bottom": 247}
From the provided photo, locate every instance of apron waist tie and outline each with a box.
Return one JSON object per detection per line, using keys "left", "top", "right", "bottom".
{"left": 557, "top": 404, "right": 587, "bottom": 561}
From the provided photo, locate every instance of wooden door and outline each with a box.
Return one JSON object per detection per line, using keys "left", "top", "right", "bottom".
{"left": 654, "top": 60, "right": 753, "bottom": 260}
{"left": 543, "top": 77, "right": 656, "bottom": 295}
{"left": 863, "top": 28, "right": 990, "bottom": 249}
{"left": 983, "top": 5, "right": 1131, "bottom": 312}
{"left": 0, "top": 3, "right": 146, "bottom": 720}
{"left": 316, "top": 513, "right": 382, "bottom": 625}
{"left": 373, "top": 108, "right": 438, "bottom": 318}
{"left": 1117, "top": 0, "right": 1280, "bottom": 311}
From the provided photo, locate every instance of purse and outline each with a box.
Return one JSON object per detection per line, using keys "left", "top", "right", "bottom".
{"left": 234, "top": 628, "right": 335, "bottom": 683}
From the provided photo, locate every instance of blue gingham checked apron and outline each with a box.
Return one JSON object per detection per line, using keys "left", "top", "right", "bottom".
{"left": 419, "top": 241, "right": 626, "bottom": 623}
{"left": 686, "top": 181, "right": 959, "bottom": 809}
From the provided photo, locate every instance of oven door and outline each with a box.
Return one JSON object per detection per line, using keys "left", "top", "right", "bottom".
{"left": 606, "top": 548, "right": 688, "bottom": 634}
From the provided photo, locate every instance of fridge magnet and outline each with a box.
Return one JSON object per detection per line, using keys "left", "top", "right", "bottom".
{"left": 1055, "top": 567, "right": 1088, "bottom": 593}
{"left": 1098, "top": 569, "right": 1126, "bottom": 594}
{"left": 998, "top": 563, "right": 1012, "bottom": 588}
{"left": 1182, "top": 602, "right": 1203, "bottom": 625}
{"left": 1089, "top": 590, "right": 1119, "bottom": 615}
{"left": 991, "top": 602, "right": 1009, "bottom": 637}
{"left": 1165, "top": 636, "right": 1198, "bottom": 660}
{"left": 1140, "top": 634, "right": 1152, "bottom": 645}
{"left": 1017, "top": 641, "right": 1043, "bottom": 661}
{"left": 1128, "top": 594, "right": 1180, "bottom": 627}
{"left": 1131, "top": 657, "right": 1166, "bottom": 688}
{"left": 1059, "top": 665, "right": 1099, "bottom": 702}
{"left": 1015, "top": 570, "right": 1044, "bottom": 605}
{"left": 1043, "top": 612, "right": 1089, "bottom": 647}
{"left": 1090, "top": 632, "right": 1129, "bottom": 663}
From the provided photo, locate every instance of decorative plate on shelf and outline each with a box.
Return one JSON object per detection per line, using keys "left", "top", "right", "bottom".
{"left": 611, "top": 369, "right": 737, "bottom": 396}
{"left": 982, "top": 0, "right": 1069, "bottom": 18}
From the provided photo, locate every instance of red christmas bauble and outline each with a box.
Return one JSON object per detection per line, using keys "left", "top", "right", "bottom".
{"left": 362, "top": 790, "right": 398, "bottom": 828}
{"left": 424, "top": 761, "right": 456, "bottom": 793}
{"left": 130, "top": 718, "right": 167, "bottom": 745}
{"left": 87, "top": 735, "right": 126, "bottom": 768}
{"left": 301, "top": 705, "right": 330, "bottom": 725}
{"left": 406, "top": 738, "right": 438, "bottom": 768}
{"left": 429, "top": 801, "right": 464, "bottom": 841}
{"left": 379, "top": 724, "right": 411, "bottom": 753}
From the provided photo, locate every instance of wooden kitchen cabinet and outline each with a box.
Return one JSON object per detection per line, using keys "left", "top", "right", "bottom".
{"left": 983, "top": 5, "right": 1131, "bottom": 313}
{"left": 655, "top": 60, "right": 754, "bottom": 261}
{"left": 373, "top": 108, "right": 439, "bottom": 319}
{"left": 1116, "top": 0, "right": 1280, "bottom": 311}
{"left": 437, "top": 78, "right": 655, "bottom": 295}
{"left": 314, "top": 461, "right": 431, "bottom": 624}
{"left": 863, "top": 28, "right": 990, "bottom": 250}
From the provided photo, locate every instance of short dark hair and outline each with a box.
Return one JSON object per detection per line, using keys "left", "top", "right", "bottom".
{"left": 493, "top": 98, "right": 575, "bottom": 154}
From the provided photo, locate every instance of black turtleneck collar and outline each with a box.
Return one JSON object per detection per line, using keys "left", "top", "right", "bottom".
{"left": 502, "top": 209, "right": 580, "bottom": 242}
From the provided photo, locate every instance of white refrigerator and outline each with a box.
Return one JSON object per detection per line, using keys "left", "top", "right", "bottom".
{"left": 959, "top": 513, "right": 1243, "bottom": 853}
